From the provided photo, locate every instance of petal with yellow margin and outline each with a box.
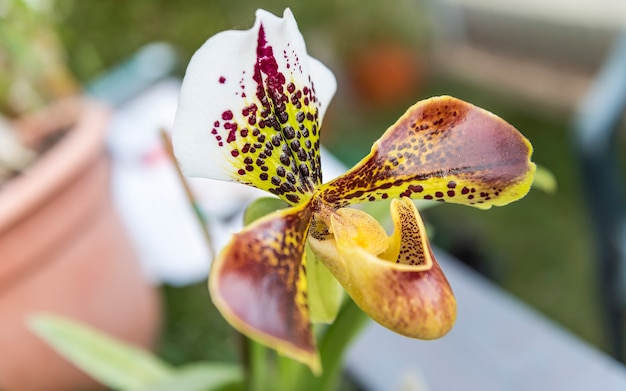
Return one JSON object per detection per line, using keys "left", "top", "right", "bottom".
{"left": 209, "top": 199, "right": 320, "bottom": 373}
{"left": 318, "top": 96, "right": 535, "bottom": 209}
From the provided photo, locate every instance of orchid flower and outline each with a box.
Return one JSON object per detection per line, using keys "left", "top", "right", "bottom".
{"left": 173, "top": 9, "right": 535, "bottom": 373}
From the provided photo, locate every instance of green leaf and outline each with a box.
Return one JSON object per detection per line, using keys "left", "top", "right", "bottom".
{"left": 284, "top": 298, "right": 370, "bottom": 391}
{"left": 140, "top": 362, "right": 243, "bottom": 391}
{"left": 532, "top": 163, "right": 557, "bottom": 194}
{"left": 29, "top": 314, "right": 173, "bottom": 391}
{"left": 243, "top": 197, "right": 289, "bottom": 225}
{"left": 306, "top": 244, "right": 343, "bottom": 324}
{"left": 312, "top": 298, "right": 370, "bottom": 391}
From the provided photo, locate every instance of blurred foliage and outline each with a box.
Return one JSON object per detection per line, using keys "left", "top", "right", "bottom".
{"left": 0, "top": 0, "right": 77, "bottom": 116}
{"left": 158, "top": 283, "right": 238, "bottom": 366}
{"left": 56, "top": 0, "right": 430, "bottom": 82}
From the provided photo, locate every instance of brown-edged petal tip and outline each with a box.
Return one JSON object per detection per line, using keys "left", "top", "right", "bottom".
{"left": 319, "top": 96, "right": 535, "bottom": 209}
{"left": 209, "top": 201, "right": 320, "bottom": 372}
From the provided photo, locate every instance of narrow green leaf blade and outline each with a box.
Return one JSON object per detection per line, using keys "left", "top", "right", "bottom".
{"left": 306, "top": 244, "right": 343, "bottom": 324}
{"left": 243, "top": 196, "right": 289, "bottom": 225}
{"left": 141, "top": 362, "right": 243, "bottom": 391}
{"left": 29, "top": 314, "right": 173, "bottom": 391}
{"left": 532, "top": 163, "right": 557, "bottom": 194}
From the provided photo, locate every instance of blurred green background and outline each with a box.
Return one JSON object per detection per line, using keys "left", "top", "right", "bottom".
{"left": 6, "top": 0, "right": 625, "bottom": 369}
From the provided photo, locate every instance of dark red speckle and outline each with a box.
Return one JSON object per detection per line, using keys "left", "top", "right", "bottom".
{"left": 219, "top": 76, "right": 226, "bottom": 84}
{"left": 222, "top": 110, "right": 234, "bottom": 120}
{"left": 253, "top": 24, "right": 287, "bottom": 110}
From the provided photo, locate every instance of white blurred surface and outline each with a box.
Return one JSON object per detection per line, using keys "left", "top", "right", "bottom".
{"left": 441, "top": 0, "right": 626, "bottom": 29}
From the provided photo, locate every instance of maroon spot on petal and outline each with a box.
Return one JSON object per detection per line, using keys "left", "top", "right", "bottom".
{"left": 435, "top": 191, "right": 444, "bottom": 198}
{"left": 231, "top": 150, "right": 239, "bottom": 157}
{"left": 238, "top": 169, "right": 245, "bottom": 175}
{"left": 219, "top": 76, "right": 226, "bottom": 84}
{"left": 222, "top": 110, "right": 234, "bottom": 120}
{"left": 447, "top": 190, "right": 455, "bottom": 197}
{"left": 286, "top": 193, "right": 300, "bottom": 203}
{"left": 242, "top": 104, "right": 257, "bottom": 116}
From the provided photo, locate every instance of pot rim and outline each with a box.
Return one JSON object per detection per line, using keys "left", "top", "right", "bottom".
{"left": 0, "top": 98, "right": 110, "bottom": 232}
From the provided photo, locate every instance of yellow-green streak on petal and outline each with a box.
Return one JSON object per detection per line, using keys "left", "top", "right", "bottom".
{"left": 318, "top": 96, "right": 536, "bottom": 210}
{"left": 209, "top": 200, "right": 320, "bottom": 373}
{"left": 305, "top": 244, "right": 344, "bottom": 324}
{"left": 309, "top": 198, "right": 456, "bottom": 339}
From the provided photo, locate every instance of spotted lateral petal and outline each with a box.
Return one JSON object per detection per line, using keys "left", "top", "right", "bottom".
{"left": 318, "top": 96, "right": 536, "bottom": 209}
{"left": 173, "top": 9, "right": 337, "bottom": 204}
{"left": 309, "top": 198, "right": 456, "bottom": 339}
{"left": 209, "top": 200, "right": 320, "bottom": 373}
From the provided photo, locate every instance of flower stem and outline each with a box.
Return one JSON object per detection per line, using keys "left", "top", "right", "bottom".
{"left": 287, "top": 297, "right": 369, "bottom": 391}
{"left": 247, "top": 339, "right": 270, "bottom": 391}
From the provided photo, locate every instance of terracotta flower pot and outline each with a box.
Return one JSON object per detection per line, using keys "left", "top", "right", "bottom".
{"left": 0, "top": 99, "right": 161, "bottom": 391}
{"left": 348, "top": 42, "right": 425, "bottom": 108}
